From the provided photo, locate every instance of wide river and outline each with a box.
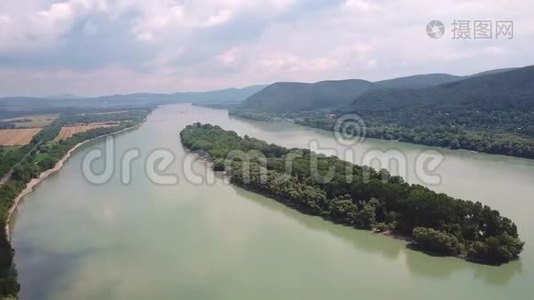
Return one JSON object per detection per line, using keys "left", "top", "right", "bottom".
{"left": 12, "top": 104, "right": 534, "bottom": 299}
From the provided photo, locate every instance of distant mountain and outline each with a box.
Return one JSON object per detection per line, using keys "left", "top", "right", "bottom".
{"left": 237, "top": 79, "right": 372, "bottom": 113}
{"left": 0, "top": 96, "right": 161, "bottom": 117}
{"left": 470, "top": 68, "right": 517, "bottom": 78}
{"left": 230, "top": 65, "right": 534, "bottom": 158}
{"left": 45, "top": 93, "right": 82, "bottom": 99}
{"left": 235, "top": 73, "right": 474, "bottom": 114}
{"left": 289, "top": 65, "right": 534, "bottom": 159}
{"left": 0, "top": 85, "right": 266, "bottom": 117}
{"left": 374, "top": 73, "right": 462, "bottom": 89}
{"left": 349, "top": 65, "right": 534, "bottom": 113}
{"left": 89, "top": 85, "right": 267, "bottom": 104}
{"left": 173, "top": 85, "right": 267, "bottom": 104}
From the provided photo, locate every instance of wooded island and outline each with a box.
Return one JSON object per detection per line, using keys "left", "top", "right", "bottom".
{"left": 180, "top": 123, "right": 524, "bottom": 265}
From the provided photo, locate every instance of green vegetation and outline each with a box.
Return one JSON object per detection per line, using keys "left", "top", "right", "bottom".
{"left": 231, "top": 66, "right": 534, "bottom": 159}
{"left": 373, "top": 73, "right": 462, "bottom": 89}
{"left": 0, "top": 148, "right": 23, "bottom": 180}
{"left": 0, "top": 109, "right": 151, "bottom": 298}
{"left": 180, "top": 123, "right": 524, "bottom": 265}
{"left": 237, "top": 80, "right": 372, "bottom": 113}
{"left": 235, "top": 74, "right": 467, "bottom": 114}
{"left": 58, "top": 110, "right": 149, "bottom": 127}
{"left": 295, "top": 113, "right": 534, "bottom": 158}
{"left": 412, "top": 227, "right": 464, "bottom": 256}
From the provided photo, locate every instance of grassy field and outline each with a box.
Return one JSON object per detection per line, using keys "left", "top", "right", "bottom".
{"left": 0, "top": 145, "right": 19, "bottom": 151}
{"left": 0, "top": 128, "right": 42, "bottom": 146}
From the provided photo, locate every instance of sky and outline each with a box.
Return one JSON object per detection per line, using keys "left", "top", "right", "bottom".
{"left": 0, "top": 0, "right": 533, "bottom": 97}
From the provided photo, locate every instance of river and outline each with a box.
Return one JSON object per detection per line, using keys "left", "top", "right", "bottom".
{"left": 11, "top": 104, "right": 534, "bottom": 299}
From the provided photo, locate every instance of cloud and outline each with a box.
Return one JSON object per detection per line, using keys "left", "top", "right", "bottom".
{"left": 343, "top": 0, "right": 380, "bottom": 12}
{"left": 0, "top": 0, "right": 110, "bottom": 53}
{"left": 0, "top": 0, "right": 533, "bottom": 96}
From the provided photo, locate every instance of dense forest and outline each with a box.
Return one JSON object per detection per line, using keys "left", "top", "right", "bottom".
{"left": 235, "top": 73, "right": 469, "bottom": 114}
{"left": 229, "top": 109, "right": 534, "bottom": 159}
{"left": 180, "top": 123, "right": 524, "bottom": 265}
{"left": 295, "top": 112, "right": 534, "bottom": 159}
{"left": 0, "top": 109, "right": 150, "bottom": 298}
{"left": 230, "top": 66, "right": 534, "bottom": 159}
{"left": 237, "top": 80, "right": 372, "bottom": 113}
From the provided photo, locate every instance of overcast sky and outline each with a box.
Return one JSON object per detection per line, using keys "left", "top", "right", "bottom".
{"left": 0, "top": 0, "right": 533, "bottom": 97}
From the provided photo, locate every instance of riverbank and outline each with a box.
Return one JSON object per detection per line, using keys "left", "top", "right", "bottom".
{"left": 227, "top": 110, "right": 534, "bottom": 160}
{"left": 4, "top": 124, "right": 139, "bottom": 241}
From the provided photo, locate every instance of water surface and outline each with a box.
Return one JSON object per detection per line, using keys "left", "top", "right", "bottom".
{"left": 12, "top": 104, "right": 534, "bottom": 299}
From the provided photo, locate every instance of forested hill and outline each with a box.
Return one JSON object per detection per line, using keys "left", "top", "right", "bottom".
{"left": 350, "top": 65, "right": 534, "bottom": 113}
{"left": 235, "top": 67, "right": 531, "bottom": 115}
{"left": 237, "top": 79, "right": 373, "bottom": 113}
{"left": 337, "top": 65, "right": 534, "bottom": 157}
{"left": 180, "top": 123, "right": 524, "bottom": 265}
{"left": 374, "top": 73, "right": 462, "bottom": 89}
{"left": 232, "top": 65, "right": 534, "bottom": 158}
{"left": 236, "top": 73, "right": 467, "bottom": 113}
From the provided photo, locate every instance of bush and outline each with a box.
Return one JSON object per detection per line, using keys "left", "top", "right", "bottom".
{"left": 412, "top": 227, "right": 464, "bottom": 256}
{"left": 467, "top": 234, "right": 524, "bottom": 265}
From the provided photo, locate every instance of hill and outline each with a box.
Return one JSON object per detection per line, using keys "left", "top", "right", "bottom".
{"left": 0, "top": 85, "right": 265, "bottom": 118}
{"left": 237, "top": 79, "right": 372, "bottom": 113}
{"left": 349, "top": 65, "right": 534, "bottom": 113}
{"left": 235, "top": 73, "right": 470, "bottom": 114}
{"left": 470, "top": 68, "right": 518, "bottom": 78}
{"left": 218, "top": 66, "right": 534, "bottom": 158}
{"left": 374, "top": 73, "right": 462, "bottom": 89}
{"left": 294, "top": 66, "right": 534, "bottom": 158}
{"left": 174, "top": 85, "right": 267, "bottom": 104}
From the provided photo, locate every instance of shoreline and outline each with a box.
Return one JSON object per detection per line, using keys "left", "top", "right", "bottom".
{"left": 4, "top": 124, "right": 139, "bottom": 241}
{"left": 228, "top": 113, "right": 534, "bottom": 161}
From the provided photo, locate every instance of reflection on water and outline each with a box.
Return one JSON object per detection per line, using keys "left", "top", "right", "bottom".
{"left": 11, "top": 104, "right": 532, "bottom": 300}
{"left": 234, "top": 186, "right": 522, "bottom": 286}
{"left": 233, "top": 187, "right": 405, "bottom": 261}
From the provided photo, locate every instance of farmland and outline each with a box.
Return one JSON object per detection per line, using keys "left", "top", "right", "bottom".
{"left": 54, "top": 122, "right": 119, "bottom": 141}
{"left": 1, "top": 114, "right": 59, "bottom": 128}
{"left": 0, "top": 128, "right": 42, "bottom": 146}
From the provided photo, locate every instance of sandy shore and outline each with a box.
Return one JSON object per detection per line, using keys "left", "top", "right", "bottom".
{"left": 4, "top": 125, "right": 139, "bottom": 241}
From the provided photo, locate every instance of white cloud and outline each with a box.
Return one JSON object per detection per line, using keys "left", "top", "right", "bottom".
{"left": 129, "top": 0, "right": 298, "bottom": 42}
{"left": 0, "top": 0, "right": 109, "bottom": 52}
{"left": 0, "top": 0, "right": 533, "bottom": 96}
{"left": 343, "top": 0, "right": 380, "bottom": 12}
{"left": 216, "top": 49, "right": 238, "bottom": 67}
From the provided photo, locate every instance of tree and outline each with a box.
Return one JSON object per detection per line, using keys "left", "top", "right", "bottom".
{"left": 412, "top": 227, "right": 464, "bottom": 256}
{"left": 327, "top": 195, "right": 358, "bottom": 225}
{"left": 467, "top": 234, "right": 524, "bottom": 265}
